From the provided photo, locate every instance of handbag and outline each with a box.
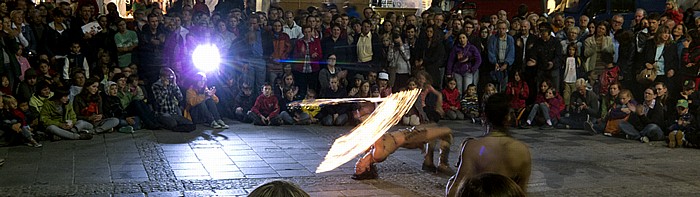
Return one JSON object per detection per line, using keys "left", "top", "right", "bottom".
{"left": 637, "top": 45, "right": 665, "bottom": 84}
{"left": 604, "top": 115, "right": 629, "bottom": 135}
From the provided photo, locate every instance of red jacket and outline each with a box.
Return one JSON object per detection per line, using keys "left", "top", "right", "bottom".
{"left": 293, "top": 38, "right": 323, "bottom": 73}
{"left": 442, "top": 88, "right": 461, "bottom": 111}
{"left": 251, "top": 94, "right": 280, "bottom": 118}
{"left": 506, "top": 80, "right": 529, "bottom": 109}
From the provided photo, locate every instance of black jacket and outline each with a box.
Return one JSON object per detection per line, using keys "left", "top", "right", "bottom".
{"left": 639, "top": 40, "right": 679, "bottom": 74}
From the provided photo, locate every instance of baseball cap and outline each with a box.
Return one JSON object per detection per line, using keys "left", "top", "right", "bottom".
{"left": 378, "top": 72, "right": 389, "bottom": 80}
{"left": 677, "top": 99, "right": 689, "bottom": 109}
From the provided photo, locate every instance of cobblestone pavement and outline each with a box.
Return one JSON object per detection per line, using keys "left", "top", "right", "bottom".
{"left": 1, "top": 120, "right": 699, "bottom": 196}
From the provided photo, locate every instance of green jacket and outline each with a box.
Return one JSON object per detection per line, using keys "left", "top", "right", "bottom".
{"left": 40, "top": 100, "right": 77, "bottom": 127}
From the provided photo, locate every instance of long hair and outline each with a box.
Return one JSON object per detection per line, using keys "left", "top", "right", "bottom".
{"left": 654, "top": 26, "right": 671, "bottom": 45}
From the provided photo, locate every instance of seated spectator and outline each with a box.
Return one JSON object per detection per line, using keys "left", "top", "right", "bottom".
{"left": 347, "top": 74, "right": 363, "bottom": 98}
{"left": 669, "top": 99, "right": 694, "bottom": 148}
{"left": 1, "top": 95, "right": 41, "bottom": 147}
{"left": 275, "top": 73, "right": 301, "bottom": 101}
{"left": 103, "top": 81, "right": 138, "bottom": 133}
{"left": 318, "top": 76, "right": 349, "bottom": 126}
{"left": 247, "top": 180, "right": 309, "bottom": 197}
{"left": 558, "top": 79, "right": 599, "bottom": 129}
{"left": 215, "top": 73, "right": 238, "bottom": 120}
{"left": 318, "top": 54, "right": 347, "bottom": 91}
{"left": 247, "top": 83, "right": 282, "bottom": 126}
{"left": 442, "top": 78, "right": 464, "bottom": 120}
{"left": 447, "top": 93, "right": 531, "bottom": 195}
{"left": 184, "top": 72, "right": 229, "bottom": 129}
{"left": 455, "top": 172, "right": 526, "bottom": 197}
{"left": 279, "top": 87, "right": 312, "bottom": 125}
{"left": 353, "top": 85, "right": 381, "bottom": 123}
{"left": 29, "top": 81, "right": 52, "bottom": 115}
{"left": 461, "top": 84, "right": 480, "bottom": 124}
{"left": 588, "top": 89, "right": 636, "bottom": 136}
{"left": 37, "top": 60, "right": 60, "bottom": 87}
{"left": 523, "top": 84, "right": 564, "bottom": 129}
{"left": 482, "top": 83, "right": 499, "bottom": 121}
{"left": 151, "top": 68, "right": 195, "bottom": 131}
{"left": 403, "top": 78, "right": 422, "bottom": 126}
{"left": 233, "top": 82, "right": 255, "bottom": 123}
{"left": 355, "top": 81, "right": 371, "bottom": 98}
{"left": 0, "top": 75, "right": 11, "bottom": 95}
{"left": 505, "top": 70, "right": 528, "bottom": 127}
{"left": 73, "top": 77, "right": 120, "bottom": 133}
{"left": 620, "top": 87, "right": 665, "bottom": 143}
{"left": 60, "top": 42, "right": 90, "bottom": 80}
{"left": 16, "top": 69, "right": 37, "bottom": 102}
{"left": 115, "top": 73, "right": 161, "bottom": 130}
{"left": 300, "top": 89, "right": 321, "bottom": 123}
{"left": 40, "top": 89, "right": 93, "bottom": 140}
{"left": 377, "top": 71, "right": 391, "bottom": 97}
{"left": 415, "top": 71, "right": 444, "bottom": 123}
{"left": 69, "top": 71, "right": 87, "bottom": 103}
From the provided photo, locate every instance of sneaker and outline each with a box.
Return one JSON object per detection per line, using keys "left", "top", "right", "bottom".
{"left": 584, "top": 121, "right": 596, "bottom": 135}
{"left": 210, "top": 121, "right": 223, "bottom": 129}
{"left": 118, "top": 126, "right": 134, "bottom": 133}
{"left": 640, "top": 136, "right": 650, "bottom": 143}
{"left": 216, "top": 120, "right": 229, "bottom": 129}
{"left": 603, "top": 133, "right": 612, "bottom": 137}
{"left": 540, "top": 125, "right": 554, "bottom": 130}
{"left": 78, "top": 133, "right": 93, "bottom": 140}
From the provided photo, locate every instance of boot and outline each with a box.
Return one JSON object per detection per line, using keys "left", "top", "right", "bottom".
{"left": 437, "top": 134, "right": 455, "bottom": 175}
{"left": 422, "top": 141, "right": 437, "bottom": 172}
{"left": 669, "top": 131, "right": 678, "bottom": 148}
{"left": 675, "top": 131, "right": 684, "bottom": 148}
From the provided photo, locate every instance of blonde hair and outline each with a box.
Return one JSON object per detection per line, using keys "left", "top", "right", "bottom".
{"left": 248, "top": 180, "right": 309, "bottom": 197}
{"left": 575, "top": 78, "right": 588, "bottom": 89}
{"left": 2, "top": 95, "right": 16, "bottom": 109}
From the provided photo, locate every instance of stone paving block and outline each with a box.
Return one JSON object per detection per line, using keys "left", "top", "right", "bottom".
{"left": 257, "top": 152, "right": 290, "bottom": 158}
{"left": 74, "top": 175, "right": 111, "bottom": 184}
{"left": 262, "top": 157, "right": 296, "bottom": 164}
{"left": 34, "top": 172, "right": 74, "bottom": 185}
{"left": 173, "top": 169, "right": 210, "bottom": 177}
{"left": 232, "top": 161, "right": 267, "bottom": 168}
{"left": 238, "top": 167, "right": 276, "bottom": 175}
{"left": 167, "top": 156, "right": 201, "bottom": 163}
{"left": 213, "top": 189, "right": 246, "bottom": 195}
{"left": 244, "top": 173, "right": 280, "bottom": 178}
{"left": 230, "top": 155, "right": 263, "bottom": 162}
{"left": 145, "top": 191, "right": 183, "bottom": 197}
{"left": 307, "top": 191, "right": 344, "bottom": 197}
{"left": 269, "top": 163, "right": 306, "bottom": 171}
{"left": 277, "top": 169, "right": 314, "bottom": 177}
{"left": 210, "top": 171, "right": 245, "bottom": 179}
{"left": 341, "top": 189, "right": 396, "bottom": 196}
{"left": 113, "top": 193, "right": 147, "bottom": 197}
{"left": 75, "top": 169, "right": 111, "bottom": 177}
{"left": 183, "top": 190, "right": 216, "bottom": 197}
{"left": 112, "top": 170, "right": 149, "bottom": 179}
{"left": 223, "top": 149, "right": 256, "bottom": 156}
{"left": 202, "top": 164, "right": 239, "bottom": 172}
{"left": 111, "top": 164, "right": 147, "bottom": 172}
{"left": 170, "top": 162, "right": 206, "bottom": 170}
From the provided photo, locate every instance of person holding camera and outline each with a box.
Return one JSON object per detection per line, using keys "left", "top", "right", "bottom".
{"left": 151, "top": 68, "right": 194, "bottom": 132}
{"left": 557, "top": 79, "right": 599, "bottom": 129}
{"left": 387, "top": 33, "right": 411, "bottom": 91}
{"left": 184, "top": 72, "right": 229, "bottom": 129}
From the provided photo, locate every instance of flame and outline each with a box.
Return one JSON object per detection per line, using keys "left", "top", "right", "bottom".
{"left": 312, "top": 89, "right": 421, "bottom": 173}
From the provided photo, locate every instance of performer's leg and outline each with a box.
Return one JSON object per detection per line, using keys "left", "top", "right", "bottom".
{"left": 437, "top": 133, "right": 455, "bottom": 174}
{"left": 422, "top": 140, "right": 436, "bottom": 172}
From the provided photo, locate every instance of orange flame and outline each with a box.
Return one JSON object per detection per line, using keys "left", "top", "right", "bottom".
{"left": 313, "top": 89, "right": 421, "bottom": 173}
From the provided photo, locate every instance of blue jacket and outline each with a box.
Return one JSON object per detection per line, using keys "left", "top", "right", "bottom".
{"left": 487, "top": 34, "right": 515, "bottom": 66}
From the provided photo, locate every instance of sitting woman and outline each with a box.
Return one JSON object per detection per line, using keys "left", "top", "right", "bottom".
{"left": 40, "top": 89, "right": 93, "bottom": 140}
{"left": 523, "top": 82, "right": 564, "bottom": 129}
{"left": 115, "top": 73, "right": 161, "bottom": 130}
{"left": 619, "top": 87, "right": 665, "bottom": 143}
{"left": 73, "top": 77, "right": 120, "bottom": 133}
{"left": 184, "top": 72, "right": 229, "bottom": 129}
{"left": 103, "top": 81, "right": 139, "bottom": 133}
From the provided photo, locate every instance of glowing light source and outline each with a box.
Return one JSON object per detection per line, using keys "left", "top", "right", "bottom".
{"left": 192, "top": 44, "right": 221, "bottom": 72}
{"left": 311, "top": 89, "right": 421, "bottom": 173}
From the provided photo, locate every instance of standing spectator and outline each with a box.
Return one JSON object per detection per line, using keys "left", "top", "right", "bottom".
{"left": 641, "top": 26, "right": 678, "bottom": 95}
{"left": 354, "top": 19, "right": 380, "bottom": 70}
{"left": 446, "top": 32, "right": 482, "bottom": 93}
{"left": 531, "top": 24, "right": 563, "bottom": 92}
{"left": 138, "top": 14, "right": 167, "bottom": 84}
{"left": 387, "top": 33, "right": 411, "bottom": 90}
{"left": 421, "top": 25, "right": 446, "bottom": 89}
{"left": 151, "top": 68, "right": 194, "bottom": 131}
{"left": 41, "top": 9, "right": 71, "bottom": 58}
{"left": 487, "top": 21, "right": 515, "bottom": 92}
{"left": 514, "top": 20, "right": 537, "bottom": 104}
{"left": 114, "top": 19, "right": 138, "bottom": 68}
{"left": 283, "top": 11, "right": 303, "bottom": 40}
{"left": 247, "top": 83, "right": 282, "bottom": 126}
{"left": 561, "top": 44, "right": 585, "bottom": 106}
{"left": 584, "top": 21, "right": 614, "bottom": 86}
{"left": 292, "top": 25, "right": 322, "bottom": 97}
{"left": 265, "top": 20, "right": 292, "bottom": 84}
{"left": 184, "top": 72, "right": 229, "bottom": 129}
{"left": 321, "top": 24, "right": 352, "bottom": 63}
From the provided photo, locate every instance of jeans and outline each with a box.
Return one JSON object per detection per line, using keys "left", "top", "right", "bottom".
{"left": 453, "top": 71, "right": 478, "bottom": 94}
{"left": 321, "top": 113, "right": 348, "bottom": 126}
{"left": 189, "top": 99, "right": 222, "bottom": 124}
{"left": 118, "top": 117, "right": 141, "bottom": 130}
{"left": 127, "top": 100, "right": 160, "bottom": 129}
{"left": 445, "top": 109, "right": 465, "bottom": 120}
{"left": 247, "top": 58, "right": 267, "bottom": 91}
{"left": 46, "top": 120, "right": 93, "bottom": 140}
{"left": 156, "top": 113, "right": 193, "bottom": 130}
{"left": 279, "top": 111, "right": 311, "bottom": 125}
{"left": 620, "top": 122, "right": 664, "bottom": 141}
{"left": 528, "top": 103, "right": 551, "bottom": 123}
{"left": 93, "top": 118, "right": 120, "bottom": 133}
{"left": 235, "top": 108, "right": 252, "bottom": 123}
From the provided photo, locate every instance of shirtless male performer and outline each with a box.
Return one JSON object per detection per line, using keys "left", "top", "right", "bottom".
{"left": 351, "top": 124, "right": 454, "bottom": 180}
{"left": 446, "top": 93, "right": 532, "bottom": 196}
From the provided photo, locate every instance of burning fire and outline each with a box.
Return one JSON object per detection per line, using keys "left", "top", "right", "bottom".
{"left": 303, "top": 89, "right": 421, "bottom": 173}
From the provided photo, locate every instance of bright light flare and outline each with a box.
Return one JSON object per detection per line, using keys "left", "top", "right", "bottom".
{"left": 192, "top": 44, "right": 221, "bottom": 72}
{"left": 314, "top": 89, "right": 421, "bottom": 173}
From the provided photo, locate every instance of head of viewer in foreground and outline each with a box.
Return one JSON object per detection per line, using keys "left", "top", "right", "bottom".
{"left": 247, "top": 180, "right": 309, "bottom": 197}
{"left": 446, "top": 93, "right": 532, "bottom": 196}
{"left": 459, "top": 172, "right": 526, "bottom": 197}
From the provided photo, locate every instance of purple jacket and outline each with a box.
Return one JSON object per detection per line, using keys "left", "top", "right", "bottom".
{"left": 447, "top": 43, "right": 482, "bottom": 75}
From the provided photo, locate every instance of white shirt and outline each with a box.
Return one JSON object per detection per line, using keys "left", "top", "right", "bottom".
{"left": 283, "top": 22, "right": 303, "bottom": 40}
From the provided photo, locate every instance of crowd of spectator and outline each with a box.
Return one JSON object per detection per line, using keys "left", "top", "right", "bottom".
{"left": 0, "top": 0, "right": 698, "bottom": 150}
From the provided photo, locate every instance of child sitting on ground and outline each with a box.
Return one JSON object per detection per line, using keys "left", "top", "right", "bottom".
{"left": 442, "top": 78, "right": 464, "bottom": 120}
{"left": 461, "top": 84, "right": 480, "bottom": 124}
{"left": 505, "top": 70, "right": 529, "bottom": 126}
{"left": 247, "top": 83, "right": 282, "bottom": 126}
{"left": 669, "top": 99, "right": 694, "bottom": 148}
{"left": 524, "top": 87, "right": 564, "bottom": 129}
{"left": 0, "top": 95, "right": 41, "bottom": 147}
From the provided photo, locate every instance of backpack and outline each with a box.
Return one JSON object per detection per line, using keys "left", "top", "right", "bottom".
{"left": 599, "top": 66, "right": 619, "bottom": 96}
